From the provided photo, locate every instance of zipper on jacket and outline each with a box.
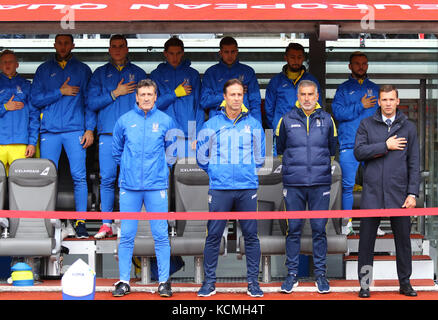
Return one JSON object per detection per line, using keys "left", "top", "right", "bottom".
{"left": 307, "top": 123, "right": 311, "bottom": 182}
{"left": 10, "top": 80, "right": 15, "bottom": 140}
{"left": 233, "top": 112, "right": 247, "bottom": 189}
{"left": 142, "top": 112, "right": 147, "bottom": 190}
{"left": 306, "top": 116, "right": 310, "bottom": 136}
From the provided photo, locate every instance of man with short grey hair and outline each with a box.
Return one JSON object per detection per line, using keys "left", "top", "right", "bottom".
{"left": 276, "top": 79, "right": 337, "bottom": 294}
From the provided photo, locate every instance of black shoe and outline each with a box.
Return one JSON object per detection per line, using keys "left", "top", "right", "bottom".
{"left": 112, "top": 281, "right": 130, "bottom": 297}
{"left": 158, "top": 279, "right": 172, "bottom": 297}
{"left": 399, "top": 283, "right": 417, "bottom": 297}
{"left": 359, "top": 288, "right": 370, "bottom": 298}
{"left": 74, "top": 220, "right": 89, "bottom": 239}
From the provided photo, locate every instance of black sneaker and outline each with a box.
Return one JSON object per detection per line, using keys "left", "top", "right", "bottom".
{"left": 112, "top": 281, "right": 131, "bottom": 297}
{"left": 74, "top": 220, "right": 89, "bottom": 239}
{"left": 158, "top": 279, "right": 172, "bottom": 297}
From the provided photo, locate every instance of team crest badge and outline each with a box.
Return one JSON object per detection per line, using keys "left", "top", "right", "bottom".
{"left": 152, "top": 123, "right": 159, "bottom": 132}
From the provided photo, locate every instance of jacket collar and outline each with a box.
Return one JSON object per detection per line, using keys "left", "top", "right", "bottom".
{"left": 282, "top": 64, "right": 307, "bottom": 74}
{"left": 349, "top": 74, "right": 370, "bottom": 85}
{"left": 219, "top": 59, "right": 239, "bottom": 68}
{"left": 219, "top": 100, "right": 249, "bottom": 123}
{"left": 372, "top": 107, "right": 407, "bottom": 125}
{"left": 162, "top": 59, "right": 190, "bottom": 70}
{"left": 53, "top": 53, "right": 75, "bottom": 69}
{"left": 110, "top": 58, "right": 130, "bottom": 71}
{"left": 134, "top": 103, "right": 157, "bottom": 117}
{"left": 0, "top": 72, "right": 18, "bottom": 80}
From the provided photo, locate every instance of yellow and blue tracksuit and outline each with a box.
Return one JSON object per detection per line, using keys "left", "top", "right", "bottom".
{"left": 331, "top": 76, "right": 379, "bottom": 210}
{"left": 264, "top": 65, "right": 323, "bottom": 132}
{"left": 31, "top": 55, "right": 95, "bottom": 213}
{"left": 87, "top": 60, "right": 147, "bottom": 221}
{"left": 112, "top": 104, "right": 177, "bottom": 283}
{"left": 276, "top": 103, "right": 337, "bottom": 277}
{"left": 196, "top": 105, "right": 265, "bottom": 283}
{"left": 0, "top": 73, "right": 40, "bottom": 172}
{"left": 200, "top": 60, "right": 262, "bottom": 123}
{"left": 150, "top": 60, "right": 204, "bottom": 158}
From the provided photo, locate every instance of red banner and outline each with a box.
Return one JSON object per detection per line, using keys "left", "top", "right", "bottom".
{"left": 0, "top": 1, "right": 437, "bottom": 22}
{"left": 0, "top": 207, "right": 436, "bottom": 220}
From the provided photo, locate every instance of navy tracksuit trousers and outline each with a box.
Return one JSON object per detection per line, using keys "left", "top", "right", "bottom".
{"left": 284, "top": 185, "right": 330, "bottom": 277}
{"left": 203, "top": 189, "right": 261, "bottom": 283}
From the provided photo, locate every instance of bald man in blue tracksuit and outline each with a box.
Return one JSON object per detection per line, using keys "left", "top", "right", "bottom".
{"left": 196, "top": 79, "right": 265, "bottom": 298}
{"left": 31, "top": 34, "right": 95, "bottom": 238}
{"left": 87, "top": 34, "right": 147, "bottom": 238}
{"left": 112, "top": 79, "right": 177, "bottom": 298}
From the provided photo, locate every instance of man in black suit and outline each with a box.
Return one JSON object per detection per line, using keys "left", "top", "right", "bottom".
{"left": 354, "top": 84, "right": 420, "bottom": 298}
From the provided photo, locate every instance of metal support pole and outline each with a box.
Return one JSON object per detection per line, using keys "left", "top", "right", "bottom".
{"left": 419, "top": 78, "right": 427, "bottom": 234}
{"left": 261, "top": 255, "right": 272, "bottom": 283}
{"left": 194, "top": 256, "right": 204, "bottom": 284}
{"left": 137, "top": 256, "right": 152, "bottom": 285}
{"left": 309, "top": 33, "right": 327, "bottom": 107}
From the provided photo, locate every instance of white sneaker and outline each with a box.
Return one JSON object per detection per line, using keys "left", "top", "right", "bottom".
{"left": 0, "top": 218, "right": 9, "bottom": 228}
{"left": 61, "top": 220, "right": 76, "bottom": 239}
{"left": 377, "top": 226, "right": 386, "bottom": 236}
{"left": 342, "top": 220, "right": 354, "bottom": 235}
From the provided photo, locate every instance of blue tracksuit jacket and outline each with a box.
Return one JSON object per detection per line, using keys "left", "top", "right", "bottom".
{"left": 196, "top": 105, "right": 265, "bottom": 190}
{"left": 87, "top": 60, "right": 147, "bottom": 135}
{"left": 264, "top": 65, "right": 322, "bottom": 131}
{"left": 112, "top": 104, "right": 177, "bottom": 191}
{"left": 200, "top": 60, "right": 262, "bottom": 123}
{"left": 31, "top": 55, "right": 95, "bottom": 133}
{"left": 150, "top": 60, "right": 204, "bottom": 138}
{"left": 0, "top": 73, "right": 39, "bottom": 145}
{"left": 331, "top": 76, "right": 379, "bottom": 150}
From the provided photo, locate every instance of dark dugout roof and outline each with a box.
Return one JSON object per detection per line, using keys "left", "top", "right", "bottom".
{"left": 1, "top": 1, "right": 438, "bottom": 34}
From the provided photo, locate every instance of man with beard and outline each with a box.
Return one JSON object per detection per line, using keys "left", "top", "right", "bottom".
{"left": 276, "top": 80, "right": 337, "bottom": 294}
{"left": 331, "top": 51, "right": 381, "bottom": 235}
{"left": 264, "top": 43, "right": 322, "bottom": 135}
{"left": 31, "top": 34, "right": 95, "bottom": 238}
